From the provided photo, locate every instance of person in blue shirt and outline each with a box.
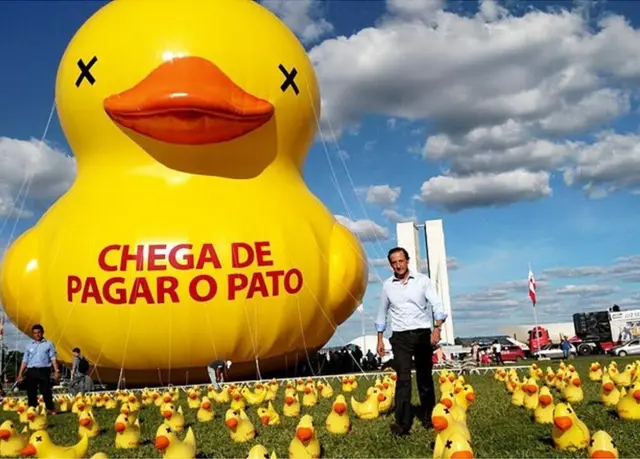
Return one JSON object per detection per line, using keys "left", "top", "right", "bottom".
{"left": 15, "top": 324, "right": 61, "bottom": 412}
{"left": 376, "top": 247, "right": 448, "bottom": 437}
{"left": 560, "top": 337, "right": 571, "bottom": 360}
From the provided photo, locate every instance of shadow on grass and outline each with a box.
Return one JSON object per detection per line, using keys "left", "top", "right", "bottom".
{"left": 539, "top": 436, "right": 555, "bottom": 448}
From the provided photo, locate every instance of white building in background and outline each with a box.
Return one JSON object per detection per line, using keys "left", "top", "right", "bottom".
{"left": 500, "top": 322, "right": 575, "bottom": 343}
{"left": 396, "top": 220, "right": 455, "bottom": 344}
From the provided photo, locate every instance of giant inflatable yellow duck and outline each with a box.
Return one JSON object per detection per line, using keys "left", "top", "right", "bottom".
{"left": 0, "top": 0, "right": 368, "bottom": 384}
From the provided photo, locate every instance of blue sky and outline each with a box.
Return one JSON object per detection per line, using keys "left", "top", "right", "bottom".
{"left": 1, "top": 0, "right": 640, "bottom": 353}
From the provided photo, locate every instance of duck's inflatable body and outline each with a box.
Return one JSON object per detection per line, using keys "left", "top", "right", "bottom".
{"left": 0, "top": 0, "right": 367, "bottom": 384}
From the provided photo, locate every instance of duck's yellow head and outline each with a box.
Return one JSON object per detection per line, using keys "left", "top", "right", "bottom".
{"left": 56, "top": 0, "right": 319, "bottom": 177}
{"left": 588, "top": 430, "right": 619, "bottom": 459}
{"left": 295, "top": 414, "right": 314, "bottom": 441}
{"left": 154, "top": 423, "right": 179, "bottom": 451}
{"left": 21, "top": 430, "right": 53, "bottom": 457}
{"left": 224, "top": 408, "right": 241, "bottom": 429}
{"left": 538, "top": 385, "right": 553, "bottom": 406}
{"left": 553, "top": 403, "right": 577, "bottom": 431}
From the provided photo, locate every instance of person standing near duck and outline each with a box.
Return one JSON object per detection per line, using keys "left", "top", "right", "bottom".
{"left": 375, "top": 247, "right": 448, "bottom": 437}
{"left": 15, "top": 324, "right": 60, "bottom": 413}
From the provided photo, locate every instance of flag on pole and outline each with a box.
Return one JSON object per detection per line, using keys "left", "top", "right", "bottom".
{"left": 528, "top": 270, "right": 537, "bottom": 307}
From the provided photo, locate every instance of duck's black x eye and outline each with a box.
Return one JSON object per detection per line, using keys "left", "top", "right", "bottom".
{"left": 76, "top": 56, "right": 98, "bottom": 87}
{"left": 278, "top": 64, "right": 299, "bottom": 95}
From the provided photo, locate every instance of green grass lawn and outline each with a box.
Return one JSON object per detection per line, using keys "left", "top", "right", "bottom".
{"left": 2, "top": 356, "right": 639, "bottom": 458}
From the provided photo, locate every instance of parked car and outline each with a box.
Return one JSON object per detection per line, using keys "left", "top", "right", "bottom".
{"left": 496, "top": 345, "right": 526, "bottom": 362}
{"left": 533, "top": 343, "right": 577, "bottom": 359}
{"left": 609, "top": 338, "right": 640, "bottom": 356}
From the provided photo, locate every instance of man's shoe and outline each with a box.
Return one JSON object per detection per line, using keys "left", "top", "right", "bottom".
{"left": 390, "top": 423, "right": 410, "bottom": 437}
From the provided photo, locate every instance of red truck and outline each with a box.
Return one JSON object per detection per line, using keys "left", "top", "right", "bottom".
{"left": 527, "top": 308, "right": 640, "bottom": 356}
{"left": 528, "top": 326, "right": 550, "bottom": 353}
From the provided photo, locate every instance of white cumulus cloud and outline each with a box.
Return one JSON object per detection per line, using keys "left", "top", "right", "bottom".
{"left": 262, "top": 0, "right": 333, "bottom": 44}
{"left": 335, "top": 215, "right": 390, "bottom": 243}
{"left": 309, "top": 1, "right": 640, "bottom": 210}
{"left": 0, "top": 137, "right": 76, "bottom": 218}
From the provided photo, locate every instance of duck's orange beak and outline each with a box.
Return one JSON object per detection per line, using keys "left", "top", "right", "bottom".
{"left": 554, "top": 416, "right": 572, "bottom": 431}
{"left": 432, "top": 415, "right": 448, "bottom": 431}
{"left": 114, "top": 422, "right": 126, "bottom": 433}
{"left": 333, "top": 402, "right": 346, "bottom": 414}
{"left": 260, "top": 415, "right": 271, "bottom": 425}
{"left": 591, "top": 450, "right": 617, "bottom": 459}
{"left": 451, "top": 451, "right": 474, "bottom": 459}
{"left": 80, "top": 417, "right": 91, "bottom": 426}
{"left": 225, "top": 418, "right": 238, "bottom": 429}
{"left": 440, "top": 398, "right": 453, "bottom": 408}
{"left": 20, "top": 444, "right": 37, "bottom": 457}
{"left": 465, "top": 392, "right": 476, "bottom": 401}
{"left": 539, "top": 395, "right": 552, "bottom": 406}
{"left": 104, "top": 56, "right": 274, "bottom": 145}
{"left": 155, "top": 435, "right": 170, "bottom": 450}
{"left": 296, "top": 427, "right": 313, "bottom": 441}
{"left": 202, "top": 401, "right": 211, "bottom": 410}
{"left": 0, "top": 429, "right": 11, "bottom": 439}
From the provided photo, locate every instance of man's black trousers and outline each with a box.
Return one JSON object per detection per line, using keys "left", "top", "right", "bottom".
{"left": 25, "top": 367, "right": 55, "bottom": 410}
{"left": 389, "top": 328, "right": 435, "bottom": 430}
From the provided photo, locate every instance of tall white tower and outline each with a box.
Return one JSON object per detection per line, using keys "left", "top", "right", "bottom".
{"left": 396, "top": 220, "right": 455, "bottom": 344}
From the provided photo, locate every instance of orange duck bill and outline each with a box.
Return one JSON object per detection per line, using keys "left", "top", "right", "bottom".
{"left": 104, "top": 56, "right": 274, "bottom": 145}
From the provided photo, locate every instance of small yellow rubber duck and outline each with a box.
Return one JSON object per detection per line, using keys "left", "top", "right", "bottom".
{"left": 431, "top": 404, "right": 470, "bottom": 459}
{"left": 522, "top": 378, "right": 539, "bottom": 411}
{"left": 0, "top": 419, "right": 27, "bottom": 457}
{"left": 114, "top": 413, "right": 141, "bottom": 449}
{"left": 600, "top": 374, "right": 621, "bottom": 407}
{"left": 154, "top": 424, "right": 196, "bottom": 459}
{"left": 160, "top": 403, "right": 185, "bottom": 432}
{"left": 589, "top": 362, "right": 603, "bottom": 381}
{"left": 26, "top": 406, "right": 47, "bottom": 431}
{"left": 325, "top": 395, "right": 350, "bottom": 435}
{"left": 587, "top": 430, "right": 619, "bottom": 459}
{"left": 289, "top": 415, "right": 320, "bottom": 459}
{"left": 439, "top": 392, "right": 466, "bottom": 424}
{"left": 440, "top": 431, "right": 475, "bottom": 459}
{"left": 186, "top": 388, "right": 201, "bottom": 409}
{"left": 562, "top": 375, "right": 584, "bottom": 404}
{"left": 283, "top": 391, "right": 301, "bottom": 417}
{"left": 224, "top": 409, "right": 255, "bottom": 443}
{"left": 551, "top": 403, "right": 590, "bottom": 451}
{"left": 78, "top": 410, "right": 100, "bottom": 438}
{"left": 247, "top": 444, "right": 277, "bottom": 459}
{"left": 302, "top": 384, "right": 318, "bottom": 407}
{"left": 350, "top": 389, "right": 385, "bottom": 420}
{"left": 257, "top": 402, "right": 280, "bottom": 426}
{"left": 196, "top": 397, "right": 214, "bottom": 423}
{"left": 20, "top": 430, "right": 88, "bottom": 458}
{"left": 533, "top": 386, "right": 554, "bottom": 424}
{"left": 615, "top": 381, "right": 640, "bottom": 420}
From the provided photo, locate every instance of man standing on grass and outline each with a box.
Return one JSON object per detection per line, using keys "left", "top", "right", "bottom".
{"left": 15, "top": 324, "right": 60, "bottom": 413}
{"left": 376, "top": 247, "right": 448, "bottom": 437}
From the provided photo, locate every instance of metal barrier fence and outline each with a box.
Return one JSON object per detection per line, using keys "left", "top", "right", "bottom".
{"left": 47, "top": 364, "right": 532, "bottom": 396}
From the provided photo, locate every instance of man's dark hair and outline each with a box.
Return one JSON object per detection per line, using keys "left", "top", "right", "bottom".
{"left": 73, "top": 347, "right": 81, "bottom": 354}
{"left": 387, "top": 247, "right": 410, "bottom": 261}
{"left": 31, "top": 324, "right": 44, "bottom": 332}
